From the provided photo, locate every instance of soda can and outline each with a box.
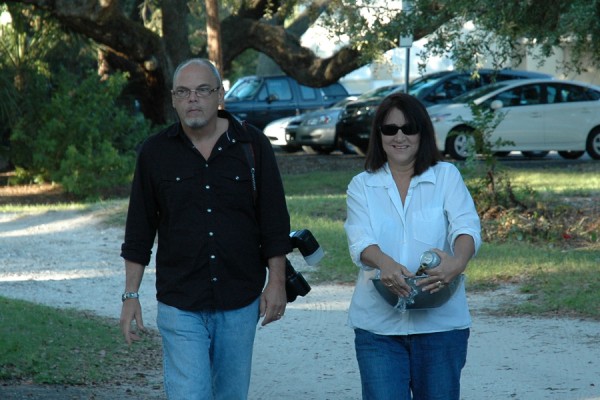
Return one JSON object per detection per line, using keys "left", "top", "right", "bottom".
{"left": 419, "top": 250, "right": 441, "bottom": 269}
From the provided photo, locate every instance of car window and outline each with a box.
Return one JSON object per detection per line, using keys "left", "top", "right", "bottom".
{"left": 265, "top": 78, "right": 293, "bottom": 101}
{"left": 409, "top": 76, "right": 448, "bottom": 98}
{"left": 225, "top": 78, "right": 262, "bottom": 100}
{"left": 432, "top": 75, "right": 479, "bottom": 99}
{"left": 257, "top": 85, "right": 269, "bottom": 101}
{"left": 321, "top": 83, "right": 348, "bottom": 98}
{"left": 558, "top": 83, "right": 600, "bottom": 102}
{"left": 452, "top": 82, "right": 509, "bottom": 104}
{"left": 357, "top": 85, "right": 401, "bottom": 101}
{"left": 299, "top": 85, "right": 318, "bottom": 100}
{"left": 546, "top": 84, "right": 563, "bottom": 104}
{"left": 490, "top": 84, "right": 543, "bottom": 107}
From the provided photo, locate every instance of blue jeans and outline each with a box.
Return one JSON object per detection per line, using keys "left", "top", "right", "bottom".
{"left": 354, "top": 328, "right": 469, "bottom": 400}
{"left": 157, "top": 298, "right": 260, "bottom": 400}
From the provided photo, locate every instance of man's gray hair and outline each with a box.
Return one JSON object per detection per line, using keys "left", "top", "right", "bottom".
{"left": 173, "top": 58, "right": 222, "bottom": 88}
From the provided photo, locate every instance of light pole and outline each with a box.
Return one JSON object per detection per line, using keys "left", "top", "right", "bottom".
{"left": 399, "top": 0, "right": 413, "bottom": 93}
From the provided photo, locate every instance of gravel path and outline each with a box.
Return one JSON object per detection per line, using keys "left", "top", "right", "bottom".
{"left": 1, "top": 208, "right": 599, "bottom": 400}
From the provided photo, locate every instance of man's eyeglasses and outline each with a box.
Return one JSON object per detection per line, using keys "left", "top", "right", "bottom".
{"left": 171, "top": 86, "right": 220, "bottom": 99}
{"left": 379, "top": 123, "right": 418, "bottom": 136}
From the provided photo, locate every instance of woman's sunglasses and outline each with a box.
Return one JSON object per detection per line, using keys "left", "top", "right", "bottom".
{"left": 379, "top": 123, "right": 418, "bottom": 136}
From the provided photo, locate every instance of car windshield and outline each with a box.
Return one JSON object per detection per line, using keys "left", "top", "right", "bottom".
{"left": 408, "top": 74, "right": 449, "bottom": 97}
{"left": 224, "top": 77, "right": 262, "bottom": 100}
{"left": 356, "top": 85, "right": 400, "bottom": 101}
{"left": 450, "top": 82, "right": 510, "bottom": 104}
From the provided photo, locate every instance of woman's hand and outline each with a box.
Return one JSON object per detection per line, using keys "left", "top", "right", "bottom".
{"left": 416, "top": 246, "right": 470, "bottom": 293}
{"left": 361, "top": 244, "right": 415, "bottom": 297}
{"left": 379, "top": 262, "right": 415, "bottom": 297}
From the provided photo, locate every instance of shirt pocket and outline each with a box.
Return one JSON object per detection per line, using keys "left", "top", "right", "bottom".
{"left": 215, "top": 170, "right": 254, "bottom": 210}
{"left": 159, "top": 170, "right": 199, "bottom": 210}
{"left": 412, "top": 207, "right": 447, "bottom": 246}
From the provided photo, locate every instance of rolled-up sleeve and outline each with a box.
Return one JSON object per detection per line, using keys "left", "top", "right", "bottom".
{"left": 344, "top": 174, "right": 378, "bottom": 270}
{"left": 120, "top": 139, "right": 160, "bottom": 266}
{"left": 443, "top": 167, "right": 482, "bottom": 255}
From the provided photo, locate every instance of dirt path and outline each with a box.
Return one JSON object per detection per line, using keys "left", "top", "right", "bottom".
{"left": 1, "top": 208, "right": 600, "bottom": 400}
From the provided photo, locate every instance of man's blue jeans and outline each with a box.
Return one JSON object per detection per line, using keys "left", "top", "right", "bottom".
{"left": 157, "top": 298, "right": 260, "bottom": 400}
{"left": 354, "top": 328, "right": 469, "bottom": 400}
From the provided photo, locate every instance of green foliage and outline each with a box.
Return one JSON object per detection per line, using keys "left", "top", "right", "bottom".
{"left": 0, "top": 297, "right": 123, "bottom": 384}
{"left": 454, "top": 101, "right": 526, "bottom": 212}
{"left": 9, "top": 70, "right": 152, "bottom": 199}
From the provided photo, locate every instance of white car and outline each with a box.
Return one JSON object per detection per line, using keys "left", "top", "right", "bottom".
{"left": 264, "top": 116, "right": 301, "bottom": 153}
{"left": 428, "top": 78, "right": 600, "bottom": 160}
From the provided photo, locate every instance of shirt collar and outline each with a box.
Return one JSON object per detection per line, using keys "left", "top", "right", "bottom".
{"left": 364, "top": 162, "right": 437, "bottom": 188}
{"left": 165, "top": 109, "right": 252, "bottom": 144}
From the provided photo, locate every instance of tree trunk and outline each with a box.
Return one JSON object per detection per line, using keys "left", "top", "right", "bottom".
{"left": 205, "top": 0, "right": 223, "bottom": 74}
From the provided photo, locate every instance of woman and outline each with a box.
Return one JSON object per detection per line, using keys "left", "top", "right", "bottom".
{"left": 344, "top": 92, "right": 481, "bottom": 400}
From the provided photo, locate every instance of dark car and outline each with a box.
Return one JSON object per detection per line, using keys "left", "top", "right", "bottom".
{"left": 224, "top": 75, "right": 350, "bottom": 129}
{"left": 337, "top": 69, "right": 553, "bottom": 155}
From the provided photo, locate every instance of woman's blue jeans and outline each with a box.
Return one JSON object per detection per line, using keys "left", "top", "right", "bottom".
{"left": 354, "top": 328, "right": 469, "bottom": 400}
{"left": 157, "top": 298, "right": 260, "bottom": 400}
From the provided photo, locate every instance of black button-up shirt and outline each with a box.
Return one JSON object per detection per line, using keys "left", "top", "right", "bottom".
{"left": 121, "top": 110, "right": 292, "bottom": 311}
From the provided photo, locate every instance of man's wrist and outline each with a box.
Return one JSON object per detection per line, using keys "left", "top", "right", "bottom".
{"left": 121, "top": 292, "right": 139, "bottom": 302}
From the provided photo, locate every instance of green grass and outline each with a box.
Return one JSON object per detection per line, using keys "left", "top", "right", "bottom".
{"left": 504, "top": 163, "right": 600, "bottom": 196}
{"left": 466, "top": 243, "right": 600, "bottom": 316}
{"left": 0, "top": 297, "right": 159, "bottom": 385}
{"left": 1, "top": 160, "right": 599, "bottom": 384}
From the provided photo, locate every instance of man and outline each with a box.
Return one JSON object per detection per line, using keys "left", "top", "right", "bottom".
{"left": 119, "top": 58, "right": 292, "bottom": 400}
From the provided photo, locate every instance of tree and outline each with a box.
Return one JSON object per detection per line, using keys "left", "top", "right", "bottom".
{"left": 2, "top": 0, "right": 599, "bottom": 125}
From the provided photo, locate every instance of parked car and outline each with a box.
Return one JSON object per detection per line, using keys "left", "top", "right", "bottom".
{"left": 337, "top": 69, "right": 552, "bottom": 154}
{"left": 427, "top": 78, "right": 600, "bottom": 160}
{"left": 264, "top": 116, "right": 301, "bottom": 153}
{"left": 283, "top": 97, "right": 357, "bottom": 154}
{"left": 224, "top": 75, "right": 350, "bottom": 129}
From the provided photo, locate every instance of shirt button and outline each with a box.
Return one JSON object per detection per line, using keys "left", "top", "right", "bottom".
{"left": 209, "top": 232, "right": 214, "bottom": 236}
{"left": 212, "top": 277, "right": 218, "bottom": 282}
{"left": 176, "top": 177, "right": 180, "bottom": 181}
{"left": 207, "top": 208, "right": 212, "bottom": 213}
{"left": 205, "top": 185, "right": 210, "bottom": 189}
{"left": 210, "top": 255, "right": 216, "bottom": 260}
{"left": 235, "top": 176, "right": 240, "bottom": 181}
{"left": 217, "top": 147, "right": 223, "bottom": 151}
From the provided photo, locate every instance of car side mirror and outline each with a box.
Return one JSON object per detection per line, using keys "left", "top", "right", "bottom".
{"left": 490, "top": 100, "right": 504, "bottom": 110}
{"left": 267, "top": 94, "right": 279, "bottom": 103}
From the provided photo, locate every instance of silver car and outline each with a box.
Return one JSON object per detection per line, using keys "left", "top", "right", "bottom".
{"left": 284, "top": 97, "right": 357, "bottom": 154}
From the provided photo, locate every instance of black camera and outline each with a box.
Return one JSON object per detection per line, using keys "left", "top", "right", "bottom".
{"left": 285, "top": 229, "right": 323, "bottom": 302}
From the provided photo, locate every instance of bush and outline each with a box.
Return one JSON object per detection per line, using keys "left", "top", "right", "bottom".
{"left": 9, "top": 69, "right": 153, "bottom": 199}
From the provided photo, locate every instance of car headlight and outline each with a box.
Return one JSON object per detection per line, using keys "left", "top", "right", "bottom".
{"left": 305, "top": 115, "right": 332, "bottom": 126}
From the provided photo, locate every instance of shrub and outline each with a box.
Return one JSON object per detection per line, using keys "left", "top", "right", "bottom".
{"left": 10, "top": 69, "right": 153, "bottom": 199}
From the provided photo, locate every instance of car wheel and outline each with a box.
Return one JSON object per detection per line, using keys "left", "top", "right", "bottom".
{"left": 557, "top": 151, "right": 584, "bottom": 160}
{"left": 446, "top": 129, "right": 474, "bottom": 160}
{"left": 586, "top": 127, "right": 600, "bottom": 160}
{"left": 521, "top": 151, "right": 549, "bottom": 158}
{"left": 336, "top": 136, "right": 356, "bottom": 155}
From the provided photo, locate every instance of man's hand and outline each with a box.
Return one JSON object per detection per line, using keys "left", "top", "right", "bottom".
{"left": 119, "top": 299, "right": 145, "bottom": 345}
{"left": 260, "top": 255, "right": 287, "bottom": 326}
{"left": 260, "top": 280, "right": 287, "bottom": 326}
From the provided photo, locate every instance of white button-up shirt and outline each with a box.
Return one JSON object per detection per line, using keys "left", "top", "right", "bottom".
{"left": 344, "top": 161, "right": 481, "bottom": 335}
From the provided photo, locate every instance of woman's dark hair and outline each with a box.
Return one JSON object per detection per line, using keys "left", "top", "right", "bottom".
{"left": 364, "top": 92, "right": 442, "bottom": 176}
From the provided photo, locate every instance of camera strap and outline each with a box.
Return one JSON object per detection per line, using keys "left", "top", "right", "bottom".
{"left": 239, "top": 122, "right": 310, "bottom": 302}
{"left": 240, "top": 120, "right": 258, "bottom": 205}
